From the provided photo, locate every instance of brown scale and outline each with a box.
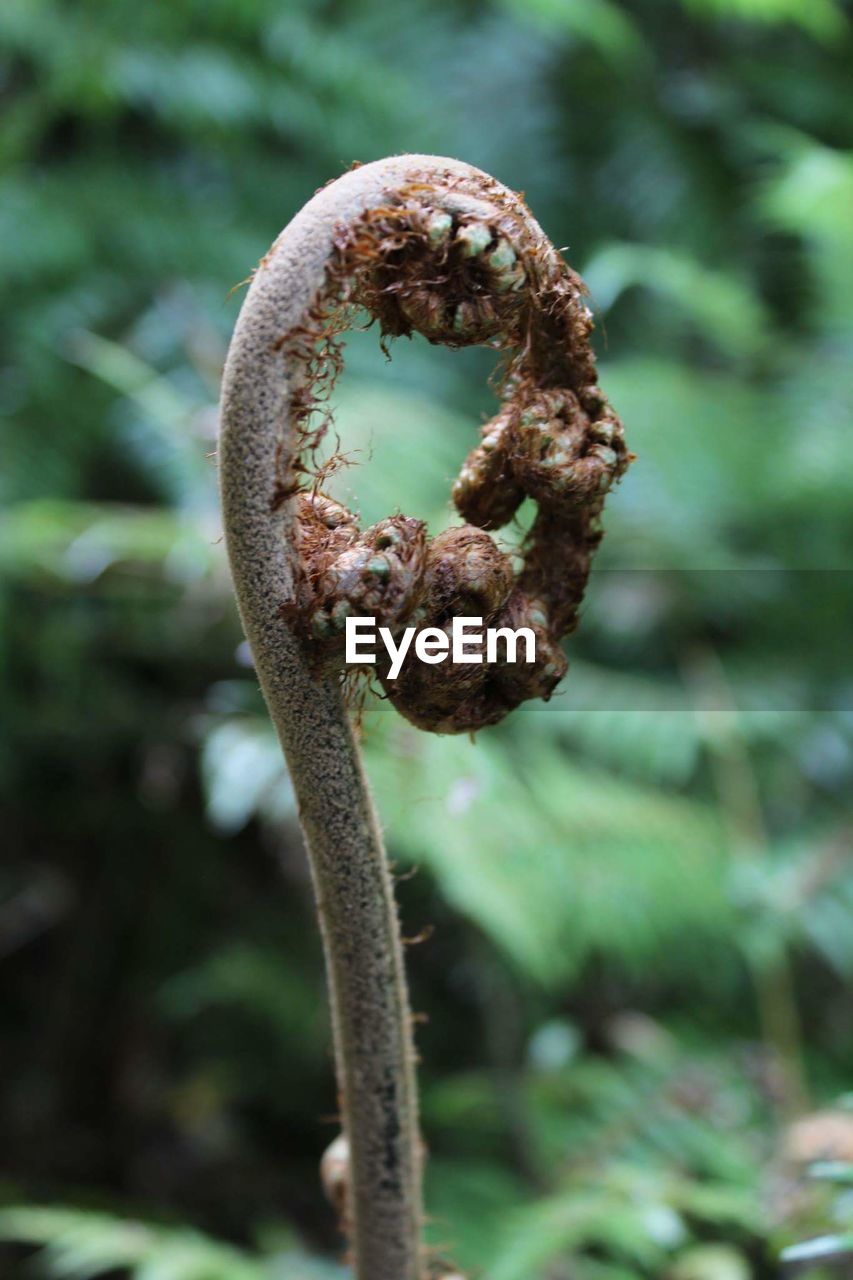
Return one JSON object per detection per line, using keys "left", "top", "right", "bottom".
{"left": 281, "top": 178, "right": 634, "bottom": 733}
{"left": 294, "top": 493, "right": 428, "bottom": 664}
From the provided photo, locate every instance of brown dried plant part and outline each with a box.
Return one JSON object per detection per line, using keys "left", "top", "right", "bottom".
{"left": 294, "top": 491, "right": 428, "bottom": 665}
{"left": 219, "top": 156, "right": 631, "bottom": 1280}
{"left": 321, "top": 1133, "right": 352, "bottom": 1239}
{"left": 282, "top": 169, "right": 632, "bottom": 733}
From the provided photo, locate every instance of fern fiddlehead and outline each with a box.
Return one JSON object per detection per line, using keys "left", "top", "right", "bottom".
{"left": 219, "top": 155, "right": 630, "bottom": 1280}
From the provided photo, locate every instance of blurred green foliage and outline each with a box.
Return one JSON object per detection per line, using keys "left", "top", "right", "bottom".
{"left": 1, "top": 0, "right": 852, "bottom": 1277}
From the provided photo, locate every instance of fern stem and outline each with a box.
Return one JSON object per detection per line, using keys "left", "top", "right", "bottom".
{"left": 218, "top": 157, "right": 483, "bottom": 1280}
{"left": 219, "top": 153, "right": 624, "bottom": 1277}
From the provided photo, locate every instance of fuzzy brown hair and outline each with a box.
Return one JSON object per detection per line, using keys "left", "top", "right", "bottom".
{"left": 275, "top": 167, "right": 633, "bottom": 733}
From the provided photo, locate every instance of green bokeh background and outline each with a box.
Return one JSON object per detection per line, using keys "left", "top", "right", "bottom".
{"left": 1, "top": 1, "right": 852, "bottom": 1277}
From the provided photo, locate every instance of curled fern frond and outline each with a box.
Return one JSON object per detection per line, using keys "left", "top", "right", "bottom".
{"left": 270, "top": 163, "right": 632, "bottom": 733}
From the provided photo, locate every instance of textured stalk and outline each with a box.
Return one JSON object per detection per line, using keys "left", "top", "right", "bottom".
{"left": 218, "top": 158, "right": 458, "bottom": 1280}
{"left": 219, "top": 154, "right": 628, "bottom": 1279}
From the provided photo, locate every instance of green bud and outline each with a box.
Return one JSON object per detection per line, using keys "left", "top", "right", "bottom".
{"left": 486, "top": 239, "right": 516, "bottom": 271}
{"left": 311, "top": 612, "right": 335, "bottom": 639}
{"left": 366, "top": 556, "right": 390, "bottom": 578}
{"left": 426, "top": 211, "right": 452, "bottom": 244}
{"left": 456, "top": 222, "right": 492, "bottom": 258}
{"left": 492, "top": 262, "right": 526, "bottom": 293}
{"left": 331, "top": 599, "right": 354, "bottom": 628}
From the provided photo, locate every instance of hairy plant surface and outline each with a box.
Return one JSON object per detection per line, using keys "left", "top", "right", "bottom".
{"left": 219, "top": 155, "right": 629, "bottom": 1280}
{"left": 4, "top": 4, "right": 853, "bottom": 1279}
{"left": 281, "top": 164, "right": 632, "bottom": 732}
